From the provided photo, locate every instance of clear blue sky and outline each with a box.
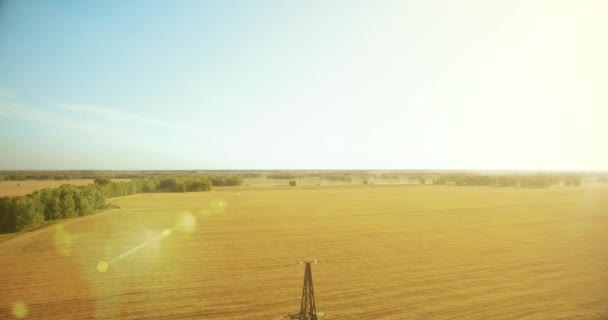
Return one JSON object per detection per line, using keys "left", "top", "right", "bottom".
{"left": 1, "top": 0, "right": 607, "bottom": 170}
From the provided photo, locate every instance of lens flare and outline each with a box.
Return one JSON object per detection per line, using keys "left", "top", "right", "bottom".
{"left": 12, "top": 301, "right": 28, "bottom": 319}
{"left": 211, "top": 198, "right": 227, "bottom": 214}
{"left": 97, "top": 261, "right": 109, "bottom": 273}
{"left": 178, "top": 212, "right": 197, "bottom": 232}
{"left": 54, "top": 224, "right": 75, "bottom": 257}
{"left": 162, "top": 228, "right": 171, "bottom": 237}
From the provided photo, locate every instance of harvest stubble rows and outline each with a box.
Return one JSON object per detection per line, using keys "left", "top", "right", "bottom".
{"left": 0, "top": 185, "right": 607, "bottom": 319}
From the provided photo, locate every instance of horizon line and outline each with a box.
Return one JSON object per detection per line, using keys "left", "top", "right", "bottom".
{"left": 0, "top": 168, "right": 606, "bottom": 173}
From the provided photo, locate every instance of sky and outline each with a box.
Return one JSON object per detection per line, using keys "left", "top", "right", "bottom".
{"left": 0, "top": 0, "right": 607, "bottom": 170}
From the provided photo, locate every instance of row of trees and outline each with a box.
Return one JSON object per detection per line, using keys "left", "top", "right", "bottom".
{"left": 0, "top": 172, "right": 134, "bottom": 181}
{"left": 564, "top": 176, "right": 582, "bottom": 186}
{"left": 265, "top": 173, "right": 306, "bottom": 179}
{"left": 0, "top": 181, "right": 127, "bottom": 233}
{"left": 0, "top": 171, "right": 250, "bottom": 182}
{"left": 518, "top": 175, "right": 560, "bottom": 188}
{"left": 432, "top": 174, "right": 577, "bottom": 188}
{"left": 208, "top": 176, "right": 243, "bottom": 186}
{"left": 322, "top": 174, "right": 352, "bottom": 182}
{"left": 0, "top": 175, "right": 242, "bottom": 233}
{"left": 155, "top": 177, "right": 211, "bottom": 192}
{"left": 0, "top": 174, "right": 87, "bottom": 181}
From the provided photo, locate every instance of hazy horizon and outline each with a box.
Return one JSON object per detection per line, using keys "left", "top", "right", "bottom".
{"left": 0, "top": 168, "right": 604, "bottom": 174}
{"left": 1, "top": 1, "right": 607, "bottom": 171}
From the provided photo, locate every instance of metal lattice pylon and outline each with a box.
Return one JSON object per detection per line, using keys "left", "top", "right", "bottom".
{"left": 290, "top": 261, "right": 317, "bottom": 320}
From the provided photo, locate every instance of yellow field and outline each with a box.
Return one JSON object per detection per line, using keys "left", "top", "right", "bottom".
{"left": 1, "top": 185, "right": 607, "bottom": 319}
{"left": 0, "top": 179, "right": 131, "bottom": 197}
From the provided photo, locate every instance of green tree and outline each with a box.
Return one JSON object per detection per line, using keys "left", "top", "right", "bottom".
{"left": 14, "top": 197, "right": 44, "bottom": 231}
{"left": 75, "top": 194, "right": 92, "bottom": 216}
{"left": 60, "top": 192, "right": 77, "bottom": 218}
{"left": 433, "top": 177, "right": 446, "bottom": 185}
{"left": 94, "top": 177, "right": 112, "bottom": 186}
{"left": 0, "top": 197, "right": 16, "bottom": 232}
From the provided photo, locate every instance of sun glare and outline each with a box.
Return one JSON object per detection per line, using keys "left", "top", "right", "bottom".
{"left": 54, "top": 224, "right": 75, "bottom": 257}
{"left": 12, "top": 301, "right": 28, "bottom": 319}
{"left": 1, "top": 1, "right": 607, "bottom": 319}
{"left": 178, "top": 212, "right": 197, "bottom": 232}
{"left": 97, "top": 261, "right": 109, "bottom": 273}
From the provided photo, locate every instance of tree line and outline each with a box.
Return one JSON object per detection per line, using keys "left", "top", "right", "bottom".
{"left": 321, "top": 174, "right": 352, "bottom": 182}
{"left": 0, "top": 176, "right": 242, "bottom": 233}
{"left": 0, "top": 173, "right": 95, "bottom": 181}
{"left": 432, "top": 174, "right": 579, "bottom": 188}
{"left": 0, "top": 171, "right": 249, "bottom": 182}
{"left": 265, "top": 173, "right": 307, "bottom": 179}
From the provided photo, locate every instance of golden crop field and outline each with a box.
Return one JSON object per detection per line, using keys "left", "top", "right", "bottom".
{"left": 0, "top": 179, "right": 131, "bottom": 197}
{"left": 1, "top": 185, "right": 607, "bottom": 319}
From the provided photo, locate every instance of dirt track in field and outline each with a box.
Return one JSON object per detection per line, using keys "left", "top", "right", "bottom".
{"left": 1, "top": 185, "right": 607, "bottom": 319}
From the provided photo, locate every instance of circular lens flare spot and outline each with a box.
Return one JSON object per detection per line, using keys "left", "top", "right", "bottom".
{"left": 162, "top": 229, "right": 171, "bottom": 237}
{"left": 178, "top": 212, "right": 197, "bottom": 232}
{"left": 12, "top": 301, "right": 28, "bottom": 319}
{"left": 97, "top": 261, "right": 109, "bottom": 273}
{"left": 211, "top": 198, "right": 227, "bottom": 213}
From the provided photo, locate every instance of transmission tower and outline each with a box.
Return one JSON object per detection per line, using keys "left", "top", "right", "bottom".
{"left": 290, "top": 260, "right": 318, "bottom": 320}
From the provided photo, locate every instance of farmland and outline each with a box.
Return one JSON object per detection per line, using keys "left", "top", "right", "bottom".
{"left": 0, "top": 185, "right": 607, "bottom": 319}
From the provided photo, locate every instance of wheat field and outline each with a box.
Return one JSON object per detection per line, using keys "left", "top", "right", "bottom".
{"left": 1, "top": 185, "right": 607, "bottom": 319}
